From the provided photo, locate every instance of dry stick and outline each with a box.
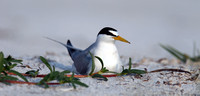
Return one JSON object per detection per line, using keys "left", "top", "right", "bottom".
{"left": 2, "top": 69, "right": 192, "bottom": 85}
{"left": 7, "top": 72, "right": 88, "bottom": 78}
{"left": 2, "top": 72, "right": 117, "bottom": 85}
{"left": 149, "top": 68, "right": 191, "bottom": 75}
{"left": 7, "top": 68, "right": 192, "bottom": 79}
{"left": 3, "top": 80, "right": 60, "bottom": 85}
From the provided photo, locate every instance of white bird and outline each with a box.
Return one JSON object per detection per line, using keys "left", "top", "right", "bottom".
{"left": 46, "top": 27, "right": 130, "bottom": 75}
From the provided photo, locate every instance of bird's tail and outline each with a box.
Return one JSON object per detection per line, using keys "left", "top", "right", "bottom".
{"left": 45, "top": 37, "right": 81, "bottom": 57}
{"left": 66, "top": 40, "right": 76, "bottom": 57}
{"left": 67, "top": 40, "right": 72, "bottom": 46}
{"left": 45, "top": 37, "right": 67, "bottom": 47}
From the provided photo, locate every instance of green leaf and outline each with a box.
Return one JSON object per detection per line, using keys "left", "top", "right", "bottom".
{"left": 41, "top": 74, "right": 50, "bottom": 82}
{"left": 129, "top": 69, "right": 147, "bottom": 74}
{"left": 0, "top": 75, "right": 18, "bottom": 85}
{"left": 37, "top": 57, "right": 88, "bottom": 89}
{"left": 70, "top": 72, "right": 75, "bottom": 80}
{"left": 53, "top": 66, "right": 55, "bottom": 72}
{"left": 10, "top": 59, "right": 23, "bottom": 64}
{"left": 120, "top": 68, "right": 146, "bottom": 75}
{"left": 25, "top": 69, "right": 39, "bottom": 77}
{"left": 9, "top": 64, "right": 17, "bottom": 69}
{"left": 1, "top": 75, "right": 18, "bottom": 81}
{"left": 38, "top": 74, "right": 51, "bottom": 88}
{"left": 128, "top": 58, "right": 132, "bottom": 70}
{"left": 120, "top": 69, "right": 129, "bottom": 75}
{"left": 95, "top": 56, "right": 104, "bottom": 70}
{"left": 69, "top": 72, "right": 76, "bottom": 89}
{"left": 5, "top": 55, "right": 23, "bottom": 64}
{"left": 57, "top": 75, "right": 66, "bottom": 83}
{"left": 44, "top": 82, "right": 49, "bottom": 88}
{"left": 89, "top": 52, "right": 95, "bottom": 75}
{"left": 49, "top": 71, "right": 59, "bottom": 80}
{"left": 38, "top": 81, "right": 49, "bottom": 88}
{"left": 0, "top": 52, "right": 4, "bottom": 73}
{"left": 40, "top": 56, "right": 52, "bottom": 72}
{"left": 9, "top": 70, "right": 28, "bottom": 82}
{"left": 105, "top": 71, "right": 119, "bottom": 74}
{"left": 160, "top": 44, "right": 187, "bottom": 62}
{"left": 60, "top": 70, "right": 71, "bottom": 74}
{"left": 100, "top": 67, "right": 109, "bottom": 73}
{"left": 73, "top": 80, "right": 89, "bottom": 88}
{"left": 92, "top": 74, "right": 108, "bottom": 81}
{"left": 71, "top": 82, "right": 76, "bottom": 89}
{"left": 0, "top": 74, "right": 17, "bottom": 81}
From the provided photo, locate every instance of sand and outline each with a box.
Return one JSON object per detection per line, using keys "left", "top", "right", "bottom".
{"left": 0, "top": 52, "right": 199, "bottom": 96}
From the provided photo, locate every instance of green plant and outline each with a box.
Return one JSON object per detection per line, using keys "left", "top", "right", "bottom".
{"left": 89, "top": 53, "right": 108, "bottom": 81}
{"left": 89, "top": 53, "right": 95, "bottom": 75}
{"left": 25, "top": 69, "right": 39, "bottom": 77}
{"left": 95, "top": 56, "right": 118, "bottom": 74}
{"left": 0, "top": 52, "right": 28, "bottom": 84}
{"left": 38, "top": 56, "right": 88, "bottom": 89}
{"left": 120, "top": 58, "right": 147, "bottom": 75}
{"left": 89, "top": 52, "right": 122, "bottom": 81}
{"left": 160, "top": 44, "right": 200, "bottom": 63}
{"left": 89, "top": 53, "right": 146, "bottom": 80}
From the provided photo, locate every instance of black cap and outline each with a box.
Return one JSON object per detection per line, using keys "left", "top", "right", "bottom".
{"left": 97, "top": 27, "right": 118, "bottom": 37}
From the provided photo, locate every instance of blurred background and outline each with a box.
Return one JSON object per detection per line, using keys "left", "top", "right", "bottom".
{"left": 0, "top": 0, "right": 200, "bottom": 58}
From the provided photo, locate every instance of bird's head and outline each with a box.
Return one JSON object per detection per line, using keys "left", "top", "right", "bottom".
{"left": 97, "top": 27, "right": 130, "bottom": 44}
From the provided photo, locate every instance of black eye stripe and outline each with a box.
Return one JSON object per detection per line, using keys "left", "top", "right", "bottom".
{"left": 97, "top": 27, "right": 118, "bottom": 37}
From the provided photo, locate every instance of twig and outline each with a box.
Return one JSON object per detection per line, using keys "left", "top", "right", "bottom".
{"left": 149, "top": 68, "right": 191, "bottom": 75}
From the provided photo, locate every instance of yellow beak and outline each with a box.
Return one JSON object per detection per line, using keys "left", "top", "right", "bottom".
{"left": 112, "top": 36, "right": 130, "bottom": 44}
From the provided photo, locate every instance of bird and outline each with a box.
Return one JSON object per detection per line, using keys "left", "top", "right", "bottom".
{"left": 46, "top": 27, "right": 130, "bottom": 75}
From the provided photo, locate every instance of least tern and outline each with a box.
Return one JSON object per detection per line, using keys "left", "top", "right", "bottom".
{"left": 47, "top": 27, "right": 130, "bottom": 75}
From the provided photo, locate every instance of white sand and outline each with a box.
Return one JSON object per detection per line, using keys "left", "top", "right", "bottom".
{"left": 0, "top": 52, "right": 199, "bottom": 96}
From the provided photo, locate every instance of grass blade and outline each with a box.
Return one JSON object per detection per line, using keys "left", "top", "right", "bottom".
{"left": 73, "top": 80, "right": 89, "bottom": 88}
{"left": 40, "top": 74, "right": 50, "bottom": 83}
{"left": 168, "top": 45, "right": 188, "bottom": 59}
{"left": 1, "top": 75, "right": 18, "bottom": 81}
{"left": 61, "top": 70, "right": 71, "bottom": 74}
{"left": 0, "top": 52, "right": 4, "bottom": 73}
{"left": 0, "top": 75, "right": 18, "bottom": 85}
{"left": 44, "top": 82, "right": 49, "bottom": 88}
{"left": 40, "top": 56, "right": 52, "bottom": 72}
{"left": 71, "top": 82, "right": 76, "bottom": 89}
{"left": 95, "top": 56, "right": 104, "bottom": 70}
{"left": 70, "top": 72, "right": 76, "bottom": 89}
{"left": 9, "top": 70, "right": 28, "bottom": 82}
{"left": 89, "top": 52, "right": 95, "bottom": 75}
{"left": 92, "top": 74, "right": 108, "bottom": 81}
{"left": 160, "top": 44, "right": 186, "bottom": 62}
{"left": 25, "top": 70, "right": 39, "bottom": 77}
{"left": 128, "top": 58, "right": 132, "bottom": 70}
{"left": 53, "top": 66, "right": 55, "bottom": 72}
{"left": 5, "top": 55, "right": 23, "bottom": 64}
{"left": 130, "top": 69, "right": 147, "bottom": 75}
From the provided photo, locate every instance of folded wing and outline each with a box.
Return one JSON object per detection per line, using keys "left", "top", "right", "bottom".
{"left": 46, "top": 37, "right": 91, "bottom": 75}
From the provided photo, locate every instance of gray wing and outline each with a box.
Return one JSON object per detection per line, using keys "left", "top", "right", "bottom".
{"left": 67, "top": 40, "right": 92, "bottom": 74}
{"left": 45, "top": 37, "right": 92, "bottom": 75}
{"left": 72, "top": 50, "right": 92, "bottom": 75}
{"left": 73, "top": 43, "right": 96, "bottom": 74}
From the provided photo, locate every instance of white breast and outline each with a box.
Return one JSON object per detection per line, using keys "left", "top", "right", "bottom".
{"left": 92, "top": 41, "right": 122, "bottom": 73}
